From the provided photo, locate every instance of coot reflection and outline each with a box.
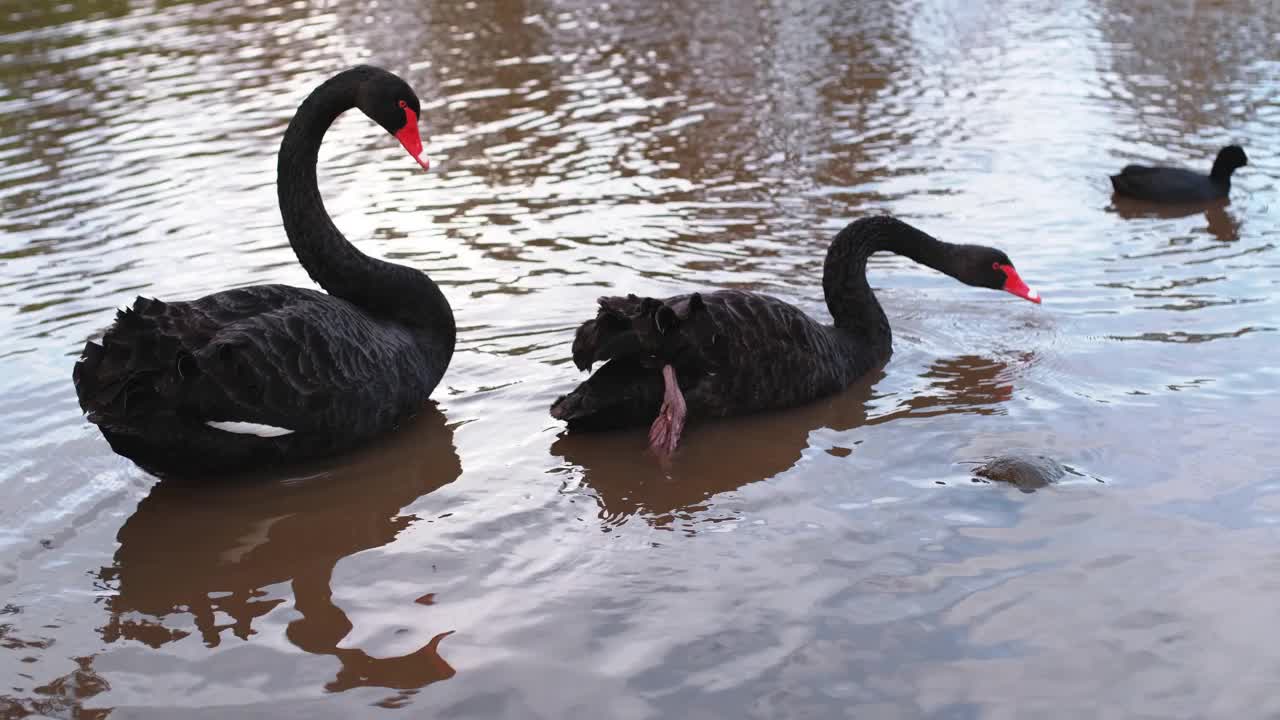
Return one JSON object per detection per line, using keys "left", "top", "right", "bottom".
{"left": 1110, "top": 195, "right": 1240, "bottom": 242}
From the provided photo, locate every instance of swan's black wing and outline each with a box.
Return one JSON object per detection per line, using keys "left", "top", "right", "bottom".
{"left": 1110, "top": 165, "right": 1221, "bottom": 202}
{"left": 551, "top": 289, "right": 863, "bottom": 430}
{"left": 75, "top": 284, "right": 436, "bottom": 451}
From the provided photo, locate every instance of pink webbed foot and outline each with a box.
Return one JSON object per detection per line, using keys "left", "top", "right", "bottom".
{"left": 647, "top": 364, "right": 686, "bottom": 459}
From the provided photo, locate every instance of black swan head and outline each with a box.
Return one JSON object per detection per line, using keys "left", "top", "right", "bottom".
{"left": 352, "top": 66, "right": 429, "bottom": 170}
{"left": 951, "top": 245, "right": 1041, "bottom": 304}
{"left": 1211, "top": 144, "right": 1248, "bottom": 180}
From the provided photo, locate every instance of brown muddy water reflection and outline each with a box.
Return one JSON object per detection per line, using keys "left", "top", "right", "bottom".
{"left": 97, "top": 409, "right": 460, "bottom": 699}
{"left": 2, "top": 0, "right": 1280, "bottom": 717}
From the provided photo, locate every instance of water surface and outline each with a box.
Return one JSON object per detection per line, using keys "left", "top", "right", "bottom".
{"left": 2, "top": 0, "right": 1279, "bottom": 717}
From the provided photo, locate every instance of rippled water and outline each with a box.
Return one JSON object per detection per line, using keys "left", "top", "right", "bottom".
{"left": 2, "top": 0, "right": 1279, "bottom": 716}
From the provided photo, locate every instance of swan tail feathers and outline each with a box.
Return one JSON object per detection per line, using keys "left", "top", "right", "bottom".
{"left": 73, "top": 298, "right": 195, "bottom": 427}
{"left": 550, "top": 357, "right": 663, "bottom": 431}
{"left": 570, "top": 293, "right": 708, "bottom": 371}
{"left": 554, "top": 293, "right": 712, "bottom": 431}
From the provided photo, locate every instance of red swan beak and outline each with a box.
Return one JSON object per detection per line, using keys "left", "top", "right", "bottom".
{"left": 395, "top": 106, "right": 430, "bottom": 171}
{"left": 998, "top": 264, "right": 1041, "bottom": 304}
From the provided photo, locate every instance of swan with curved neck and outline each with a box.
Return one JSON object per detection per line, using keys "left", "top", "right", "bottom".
{"left": 74, "top": 66, "right": 454, "bottom": 477}
{"left": 550, "top": 215, "right": 1040, "bottom": 457}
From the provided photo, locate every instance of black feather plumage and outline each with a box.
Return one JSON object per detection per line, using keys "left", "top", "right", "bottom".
{"left": 1109, "top": 145, "right": 1248, "bottom": 203}
{"left": 74, "top": 67, "right": 453, "bottom": 477}
{"left": 551, "top": 215, "right": 1036, "bottom": 438}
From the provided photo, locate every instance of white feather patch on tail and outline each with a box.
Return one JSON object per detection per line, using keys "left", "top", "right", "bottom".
{"left": 205, "top": 420, "right": 296, "bottom": 438}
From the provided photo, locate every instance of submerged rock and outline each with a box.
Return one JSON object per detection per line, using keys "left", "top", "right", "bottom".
{"left": 972, "top": 454, "right": 1067, "bottom": 493}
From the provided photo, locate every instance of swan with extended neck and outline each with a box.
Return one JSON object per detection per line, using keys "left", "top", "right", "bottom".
{"left": 551, "top": 215, "right": 1041, "bottom": 456}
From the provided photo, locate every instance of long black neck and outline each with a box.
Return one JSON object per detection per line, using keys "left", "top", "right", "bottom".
{"left": 823, "top": 216, "right": 956, "bottom": 351}
{"left": 277, "top": 70, "right": 455, "bottom": 354}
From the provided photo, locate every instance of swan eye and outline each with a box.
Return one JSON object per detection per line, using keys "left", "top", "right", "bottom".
{"left": 992, "top": 262, "right": 1002, "bottom": 271}
{"left": 398, "top": 99, "right": 408, "bottom": 109}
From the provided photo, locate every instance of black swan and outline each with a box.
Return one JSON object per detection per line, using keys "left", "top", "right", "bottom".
{"left": 550, "top": 215, "right": 1041, "bottom": 456}
{"left": 73, "top": 66, "right": 454, "bottom": 477}
{"left": 1109, "top": 145, "right": 1248, "bottom": 203}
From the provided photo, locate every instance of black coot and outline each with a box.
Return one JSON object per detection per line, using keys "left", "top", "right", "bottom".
{"left": 1110, "top": 145, "right": 1248, "bottom": 203}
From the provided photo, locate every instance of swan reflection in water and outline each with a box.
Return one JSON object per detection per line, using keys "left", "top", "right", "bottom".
{"left": 1110, "top": 195, "right": 1240, "bottom": 242}
{"left": 554, "top": 353, "right": 1016, "bottom": 528}
{"left": 94, "top": 408, "right": 461, "bottom": 697}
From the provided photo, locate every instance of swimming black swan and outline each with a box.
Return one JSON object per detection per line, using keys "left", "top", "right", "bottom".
{"left": 73, "top": 66, "right": 454, "bottom": 477}
{"left": 550, "top": 215, "right": 1041, "bottom": 456}
{"left": 1109, "top": 145, "right": 1248, "bottom": 203}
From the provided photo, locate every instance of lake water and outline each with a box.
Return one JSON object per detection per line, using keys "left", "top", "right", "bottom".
{"left": 2, "top": 0, "right": 1279, "bottom": 717}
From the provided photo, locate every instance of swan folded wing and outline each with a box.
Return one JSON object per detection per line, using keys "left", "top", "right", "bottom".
{"left": 190, "top": 295, "right": 423, "bottom": 436}
{"left": 673, "top": 291, "right": 858, "bottom": 414}
{"left": 557, "top": 289, "right": 850, "bottom": 422}
{"left": 78, "top": 285, "right": 422, "bottom": 437}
